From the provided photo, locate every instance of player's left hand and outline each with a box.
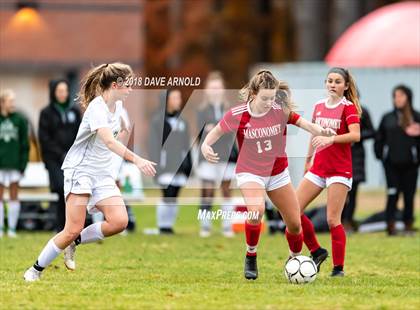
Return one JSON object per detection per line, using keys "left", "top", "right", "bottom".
{"left": 405, "top": 122, "right": 420, "bottom": 137}
{"left": 312, "top": 136, "right": 334, "bottom": 149}
{"left": 321, "top": 127, "right": 337, "bottom": 137}
{"left": 135, "top": 158, "right": 157, "bottom": 176}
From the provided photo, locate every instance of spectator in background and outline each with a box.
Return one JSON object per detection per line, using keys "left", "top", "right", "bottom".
{"left": 342, "top": 105, "right": 375, "bottom": 232}
{"left": 39, "top": 79, "right": 81, "bottom": 232}
{"left": 0, "top": 89, "right": 29, "bottom": 238}
{"left": 374, "top": 85, "right": 420, "bottom": 236}
{"left": 196, "top": 72, "right": 238, "bottom": 238}
{"left": 149, "top": 89, "right": 192, "bottom": 234}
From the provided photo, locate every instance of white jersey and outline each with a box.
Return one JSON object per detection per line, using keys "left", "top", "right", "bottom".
{"left": 62, "top": 96, "right": 123, "bottom": 177}
{"left": 110, "top": 107, "right": 131, "bottom": 180}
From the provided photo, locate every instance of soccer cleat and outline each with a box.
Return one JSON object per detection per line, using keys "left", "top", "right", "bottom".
{"left": 24, "top": 267, "right": 42, "bottom": 282}
{"left": 310, "top": 247, "right": 328, "bottom": 273}
{"left": 199, "top": 229, "right": 211, "bottom": 238}
{"left": 64, "top": 242, "right": 76, "bottom": 271}
{"left": 159, "top": 228, "right": 175, "bottom": 235}
{"left": 222, "top": 229, "right": 234, "bottom": 238}
{"left": 244, "top": 255, "right": 258, "bottom": 280}
{"left": 7, "top": 230, "right": 17, "bottom": 238}
{"left": 331, "top": 267, "right": 345, "bottom": 277}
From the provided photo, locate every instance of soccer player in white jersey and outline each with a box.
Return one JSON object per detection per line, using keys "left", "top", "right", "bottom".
{"left": 201, "top": 70, "right": 336, "bottom": 280}
{"left": 24, "top": 63, "right": 156, "bottom": 282}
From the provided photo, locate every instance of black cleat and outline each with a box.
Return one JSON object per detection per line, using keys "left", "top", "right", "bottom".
{"left": 311, "top": 247, "right": 329, "bottom": 273}
{"left": 331, "top": 266, "right": 345, "bottom": 277}
{"left": 244, "top": 255, "right": 258, "bottom": 280}
{"left": 159, "top": 228, "right": 175, "bottom": 235}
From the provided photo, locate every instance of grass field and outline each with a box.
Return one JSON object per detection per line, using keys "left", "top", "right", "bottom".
{"left": 1, "top": 192, "right": 419, "bottom": 310}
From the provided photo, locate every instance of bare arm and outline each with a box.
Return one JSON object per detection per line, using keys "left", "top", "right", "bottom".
{"left": 97, "top": 127, "right": 156, "bottom": 176}
{"left": 201, "top": 124, "right": 225, "bottom": 163}
{"left": 295, "top": 117, "right": 336, "bottom": 136}
{"left": 312, "top": 123, "right": 361, "bottom": 149}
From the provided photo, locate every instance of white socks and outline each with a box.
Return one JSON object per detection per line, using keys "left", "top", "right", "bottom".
{"left": 80, "top": 222, "right": 104, "bottom": 244}
{"left": 221, "top": 200, "right": 234, "bottom": 232}
{"left": 7, "top": 200, "right": 20, "bottom": 231}
{"left": 36, "top": 239, "right": 63, "bottom": 268}
{"left": 157, "top": 201, "right": 178, "bottom": 229}
{"left": 0, "top": 202, "right": 4, "bottom": 232}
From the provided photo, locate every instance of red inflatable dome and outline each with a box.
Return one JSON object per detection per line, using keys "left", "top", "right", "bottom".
{"left": 326, "top": 1, "right": 420, "bottom": 67}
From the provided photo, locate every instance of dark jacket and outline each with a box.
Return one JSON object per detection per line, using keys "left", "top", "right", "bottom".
{"left": 197, "top": 103, "right": 238, "bottom": 163}
{"left": 149, "top": 111, "right": 192, "bottom": 179}
{"left": 374, "top": 108, "right": 420, "bottom": 166}
{"left": 38, "top": 79, "right": 81, "bottom": 167}
{"left": 0, "top": 112, "right": 29, "bottom": 172}
{"left": 351, "top": 106, "right": 375, "bottom": 182}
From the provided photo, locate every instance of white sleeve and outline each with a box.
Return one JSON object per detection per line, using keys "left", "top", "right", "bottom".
{"left": 88, "top": 101, "right": 109, "bottom": 132}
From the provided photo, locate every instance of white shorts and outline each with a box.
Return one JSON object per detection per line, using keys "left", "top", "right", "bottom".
{"left": 236, "top": 168, "right": 291, "bottom": 191}
{"left": 64, "top": 169, "right": 122, "bottom": 214}
{"left": 0, "top": 169, "right": 21, "bottom": 186}
{"left": 197, "top": 162, "right": 236, "bottom": 182}
{"left": 304, "top": 171, "right": 352, "bottom": 190}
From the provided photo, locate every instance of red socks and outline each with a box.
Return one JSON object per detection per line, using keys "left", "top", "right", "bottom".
{"left": 245, "top": 221, "right": 261, "bottom": 256}
{"left": 285, "top": 229, "right": 303, "bottom": 254}
{"left": 330, "top": 224, "right": 346, "bottom": 267}
{"left": 300, "top": 214, "right": 321, "bottom": 253}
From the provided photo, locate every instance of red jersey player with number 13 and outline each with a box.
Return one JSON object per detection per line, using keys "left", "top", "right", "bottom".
{"left": 201, "top": 70, "right": 336, "bottom": 280}
{"left": 297, "top": 67, "right": 361, "bottom": 277}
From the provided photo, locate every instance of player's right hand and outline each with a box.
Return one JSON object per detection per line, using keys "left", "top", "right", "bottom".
{"left": 135, "top": 157, "right": 157, "bottom": 176}
{"left": 201, "top": 143, "right": 219, "bottom": 163}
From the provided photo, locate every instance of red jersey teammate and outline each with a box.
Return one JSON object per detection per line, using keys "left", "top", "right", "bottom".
{"left": 201, "top": 70, "right": 336, "bottom": 280}
{"left": 296, "top": 67, "right": 361, "bottom": 277}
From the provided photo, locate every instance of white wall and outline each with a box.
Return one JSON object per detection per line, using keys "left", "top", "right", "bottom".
{"left": 254, "top": 62, "right": 420, "bottom": 189}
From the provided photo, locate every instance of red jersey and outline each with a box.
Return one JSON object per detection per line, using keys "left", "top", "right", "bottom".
{"left": 310, "top": 97, "right": 360, "bottom": 178}
{"left": 219, "top": 102, "right": 300, "bottom": 176}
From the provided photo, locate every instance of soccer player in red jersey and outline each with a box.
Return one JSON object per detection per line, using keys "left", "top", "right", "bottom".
{"left": 201, "top": 70, "right": 336, "bottom": 280}
{"left": 296, "top": 67, "right": 362, "bottom": 277}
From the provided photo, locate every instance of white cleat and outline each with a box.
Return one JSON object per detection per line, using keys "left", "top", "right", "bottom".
{"left": 7, "top": 230, "right": 17, "bottom": 238}
{"left": 222, "top": 230, "right": 235, "bottom": 238}
{"left": 64, "top": 242, "right": 76, "bottom": 271}
{"left": 199, "top": 229, "right": 211, "bottom": 238}
{"left": 24, "top": 267, "right": 42, "bottom": 282}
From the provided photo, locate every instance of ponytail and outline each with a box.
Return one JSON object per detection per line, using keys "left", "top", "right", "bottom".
{"left": 328, "top": 67, "right": 362, "bottom": 116}
{"left": 78, "top": 62, "right": 133, "bottom": 111}
{"left": 240, "top": 70, "right": 296, "bottom": 111}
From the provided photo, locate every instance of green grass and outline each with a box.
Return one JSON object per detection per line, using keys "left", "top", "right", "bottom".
{"left": 1, "top": 206, "right": 419, "bottom": 310}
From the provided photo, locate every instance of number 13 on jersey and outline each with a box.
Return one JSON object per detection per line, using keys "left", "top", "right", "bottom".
{"left": 256, "top": 139, "right": 272, "bottom": 153}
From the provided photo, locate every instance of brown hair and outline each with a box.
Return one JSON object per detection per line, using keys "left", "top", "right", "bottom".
{"left": 393, "top": 84, "right": 414, "bottom": 129}
{"left": 78, "top": 62, "right": 133, "bottom": 110}
{"left": 240, "top": 70, "right": 295, "bottom": 112}
{"left": 327, "top": 67, "right": 362, "bottom": 116}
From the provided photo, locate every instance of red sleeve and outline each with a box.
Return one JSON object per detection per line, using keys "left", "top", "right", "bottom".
{"left": 219, "top": 109, "right": 237, "bottom": 133}
{"left": 345, "top": 103, "right": 360, "bottom": 125}
{"left": 287, "top": 111, "right": 301, "bottom": 125}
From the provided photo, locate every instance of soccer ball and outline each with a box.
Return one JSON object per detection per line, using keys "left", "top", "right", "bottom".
{"left": 284, "top": 255, "right": 317, "bottom": 284}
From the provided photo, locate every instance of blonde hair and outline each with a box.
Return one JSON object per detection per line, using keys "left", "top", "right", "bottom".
{"left": 0, "top": 89, "right": 15, "bottom": 114}
{"left": 78, "top": 62, "right": 133, "bottom": 110}
{"left": 327, "top": 67, "right": 362, "bottom": 116}
{"left": 240, "top": 70, "right": 296, "bottom": 112}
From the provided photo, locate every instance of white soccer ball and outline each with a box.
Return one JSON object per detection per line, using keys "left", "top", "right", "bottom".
{"left": 284, "top": 255, "right": 317, "bottom": 284}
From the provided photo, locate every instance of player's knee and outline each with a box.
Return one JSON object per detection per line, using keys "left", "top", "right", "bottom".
{"left": 111, "top": 216, "right": 128, "bottom": 233}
